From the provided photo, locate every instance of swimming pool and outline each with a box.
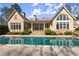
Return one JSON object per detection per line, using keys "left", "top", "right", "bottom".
{"left": 0, "top": 36, "right": 79, "bottom": 46}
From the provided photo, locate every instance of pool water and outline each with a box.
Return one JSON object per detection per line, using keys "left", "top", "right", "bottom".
{"left": 0, "top": 37, "right": 79, "bottom": 46}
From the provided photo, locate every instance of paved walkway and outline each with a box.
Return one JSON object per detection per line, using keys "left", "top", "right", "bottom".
{"left": 0, "top": 45, "right": 79, "bottom": 56}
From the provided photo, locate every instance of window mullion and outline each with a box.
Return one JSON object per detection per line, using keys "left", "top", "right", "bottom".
{"left": 62, "top": 14, "right": 63, "bottom": 21}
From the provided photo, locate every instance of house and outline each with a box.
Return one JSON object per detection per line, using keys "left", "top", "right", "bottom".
{"left": 50, "top": 6, "right": 77, "bottom": 33}
{"left": 7, "top": 10, "right": 30, "bottom": 32}
{"left": 7, "top": 6, "right": 77, "bottom": 33}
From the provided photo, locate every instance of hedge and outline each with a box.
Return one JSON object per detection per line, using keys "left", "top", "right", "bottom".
{"left": 7, "top": 29, "right": 32, "bottom": 35}
{"left": 64, "top": 31, "right": 73, "bottom": 35}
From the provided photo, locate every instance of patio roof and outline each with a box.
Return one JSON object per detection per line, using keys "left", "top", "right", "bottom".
{"left": 29, "top": 18, "right": 51, "bottom": 23}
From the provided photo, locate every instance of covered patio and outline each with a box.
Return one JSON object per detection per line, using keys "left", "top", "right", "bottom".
{"left": 30, "top": 20, "right": 51, "bottom": 31}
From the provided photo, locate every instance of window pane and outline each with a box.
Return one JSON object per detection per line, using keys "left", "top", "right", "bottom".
{"left": 15, "top": 23, "right": 16, "bottom": 29}
{"left": 67, "top": 16, "right": 69, "bottom": 20}
{"left": 13, "top": 23, "right": 15, "bottom": 29}
{"left": 60, "top": 15, "right": 62, "bottom": 20}
{"left": 16, "top": 23, "right": 18, "bottom": 29}
{"left": 63, "top": 22, "right": 66, "bottom": 29}
{"left": 63, "top": 15, "right": 66, "bottom": 20}
{"left": 57, "top": 17, "right": 59, "bottom": 20}
{"left": 60, "top": 22, "right": 62, "bottom": 29}
{"left": 19, "top": 23, "right": 21, "bottom": 29}
{"left": 67, "top": 22, "right": 69, "bottom": 29}
{"left": 56, "top": 22, "right": 59, "bottom": 29}
{"left": 45, "top": 24, "right": 49, "bottom": 28}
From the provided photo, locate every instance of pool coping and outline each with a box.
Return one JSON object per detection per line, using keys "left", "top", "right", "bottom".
{"left": 0, "top": 35, "right": 73, "bottom": 37}
{"left": 1, "top": 44, "right": 79, "bottom": 48}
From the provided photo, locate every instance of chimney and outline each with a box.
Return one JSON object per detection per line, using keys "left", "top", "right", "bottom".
{"left": 33, "top": 15, "right": 37, "bottom": 21}
{"left": 21, "top": 12, "right": 25, "bottom": 17}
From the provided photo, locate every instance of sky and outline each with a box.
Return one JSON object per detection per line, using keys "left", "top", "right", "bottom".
{"left": 0, "top": 3, "right": 79, "bottom": 19}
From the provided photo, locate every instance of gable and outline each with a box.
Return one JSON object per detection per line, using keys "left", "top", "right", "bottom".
{"left": 51, "top": 6, "right": 76, "bottom": 22}
{"left": 7, "top": 10, "right": 30, "bottom": 23}
{"left": 8, "top": 11, "right": 24, "bottom": 23}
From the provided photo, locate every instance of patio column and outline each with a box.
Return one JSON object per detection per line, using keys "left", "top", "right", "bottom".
{"left": 44, "top": 22, "right": 45, "bottom": 30}
{"left": 31, "top": 22, "right": 33, "bottom": 31}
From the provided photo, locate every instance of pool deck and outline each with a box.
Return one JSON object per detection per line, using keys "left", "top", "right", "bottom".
{"left": 0, "top": 44, "right": 79, "bottom": 56}
{"left": 0, "top": 35, "right": 73, "bottom": 38}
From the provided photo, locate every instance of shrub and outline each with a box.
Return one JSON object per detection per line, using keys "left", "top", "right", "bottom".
{"left": 64, "top": 31, "right": 72, "bottom": 35}
{"left": 59, "top": 32, "right": 63, "bottom": 35}
{"left": 44, "top": 29, "right": 56, "bottom": 35}
{"left": 24, "top": 29, "right": 32, "bottom": 35}
{"left": 75, "top": 27, "right": 79, "bottom": 31}
{"left": 0, "top": 25, "right": 9, "bottom": 35}
{"left": 51, "top": 31, "right": 56, "bottom": 35}
{"left": 7, "top": 29, "right": 32, "bottom": 35}
{"left": 44, "top": 29, "right": 52, "bottom": 35}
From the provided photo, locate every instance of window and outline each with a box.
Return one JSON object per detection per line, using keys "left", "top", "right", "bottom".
{"left": 67, "top": 16, "right": 69, "bottom": 20}
{"left": 19, "top": 23, "right": 21, "bottom": 29}
{"left": 14, "top": 15, "right": 17, "bottom": 20}
{"left": 56, "top": 14, "right": 69, "bottom": 30}
{"left": 10, "top": 23, "right": 21, "bottom": 30}
{"left": 13, "top": 23, "right": 14, "bottom": 29}
{"left": 67, "top": 22, "right": 69, "bottom": 29}
{"left": 63, "top": 15, "right": 66, "bottom": 20}
{"left": 45, "top": 24, "right": 49, "bottom": 28}
{"left": 60, "top": 22, "right": 62, "bottom": 29}
{"left": 63, "top": 22, "right": 66, "bottom": 29}
{"left": 60, "top": 15, "right": 62, "bottom": 20}
{"left": 57, "top": 14, "right": 69, "bottom": 20}
{"left": 56, "top": 22, "right": 59, "bottom": 29}
{"left": 15, "top": 23, "right": 18, "bottom": 29}
{"left": 56, "top": 22, "right": 69, "bottom": 29}
{"left": 57, "top": 17, "right": 59, "bottom": 20}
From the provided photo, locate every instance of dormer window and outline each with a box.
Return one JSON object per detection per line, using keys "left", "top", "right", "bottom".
{"left": 14, "top": 15, "right": 17, "bottom": 20}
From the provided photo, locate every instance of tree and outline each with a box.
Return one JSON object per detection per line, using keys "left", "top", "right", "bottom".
{"left": 76, "top": 14, "right": 79, "bottom": 20}
{"left": 10, "top": 3, "right": 22, "bottom": 12}
{"left": 0, "top": 7, "right": 12, "bottom": 19}
{"left": 0, "top": 3, "right": 22, "bottom": 19}
{"left": 0, "top": 15, "right": 6, "bottom": 25}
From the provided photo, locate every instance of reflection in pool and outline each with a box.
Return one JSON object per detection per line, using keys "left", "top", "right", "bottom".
{"left": 0, "top": 37, "right": 79, "bottom": 46}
